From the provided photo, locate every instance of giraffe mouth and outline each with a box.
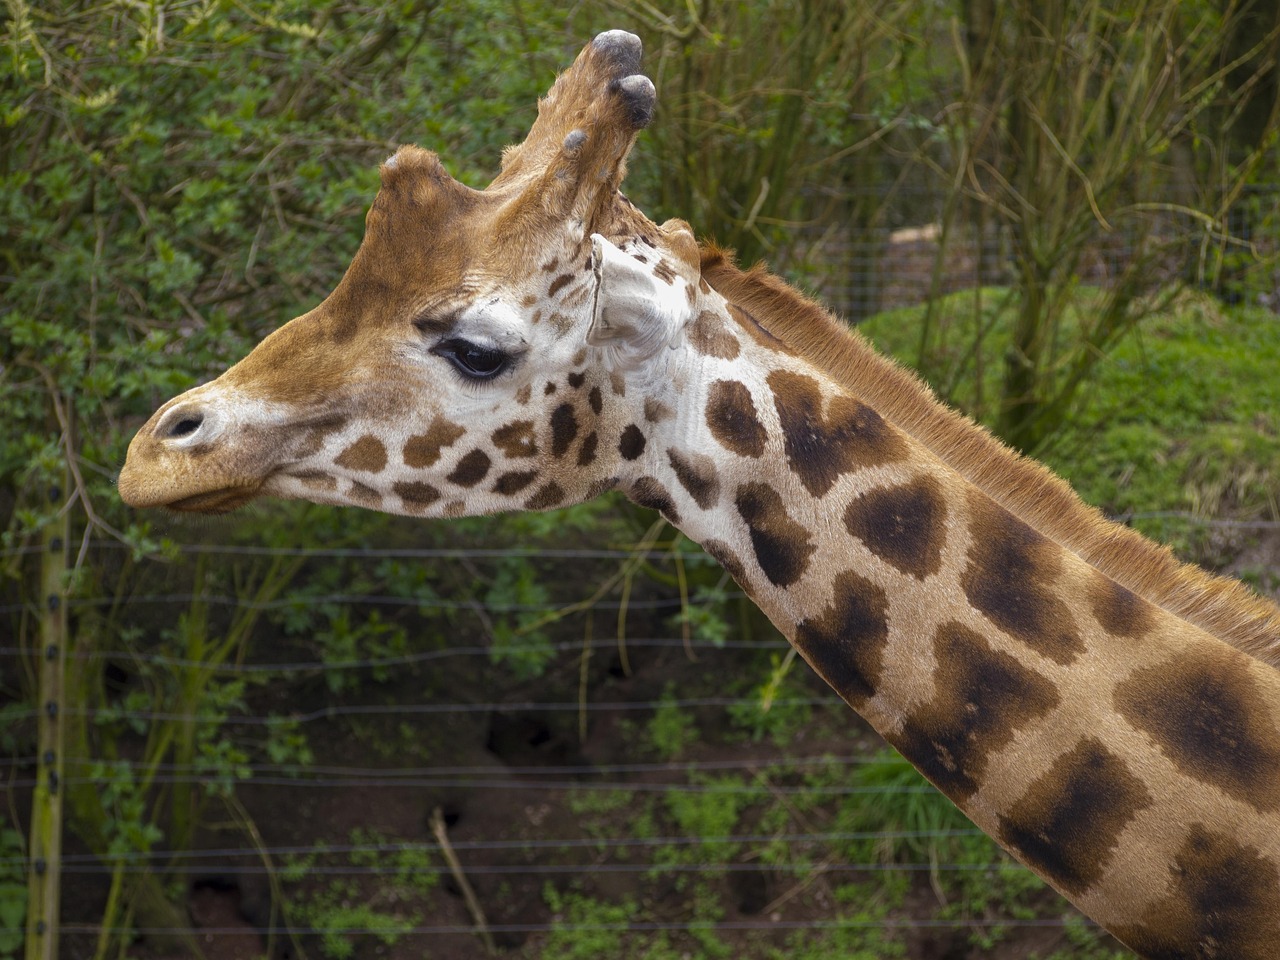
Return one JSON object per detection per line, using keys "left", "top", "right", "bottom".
{"left": 165, "top": 483, "right": 263, "bottom": 514}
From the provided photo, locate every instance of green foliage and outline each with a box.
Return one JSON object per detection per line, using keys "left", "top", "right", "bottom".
{"left": 612, "top": 0, "right": 915, "bottom": 267}
{"left": 662, "top": 775, "right": 761, "bottom": 866}
{"left": 85, "top": 761, "right": 166, "bottom": 860}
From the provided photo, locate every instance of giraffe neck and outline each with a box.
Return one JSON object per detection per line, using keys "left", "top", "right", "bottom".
{"left": 623, "top": 289, "right": 1280, "bottom": 958}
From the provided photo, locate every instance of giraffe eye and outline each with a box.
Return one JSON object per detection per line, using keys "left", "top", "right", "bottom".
{"left": 431, "top": 338, "right": 510, "bottom": 381}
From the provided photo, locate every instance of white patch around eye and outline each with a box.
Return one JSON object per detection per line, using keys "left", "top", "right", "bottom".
{"left": 452, "top": 299, "right": 531, "bottom": 355}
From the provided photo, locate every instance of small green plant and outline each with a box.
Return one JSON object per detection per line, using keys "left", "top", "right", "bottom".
{"left": 347, "top": 827, "right": 439, "bottom": 897}
{"left": 567, "top": 788, "right": 636, "bottom": 818}
{"left": 771, "top": 882, "right": 906, "bottom": 959}
{"left": 647, "top": 685, "right": 698, "bottom": 759}
{"left": 541, "top": 888, "right": 635, "bottom": 960}
{"left": 282, "top": 831, "right": 432, "bottom": 960}
{"left": 289, "top": 890, "right": 417, "bottom": 960}
{"left": 725, "top": 651, "right": 813, "bottom": 745}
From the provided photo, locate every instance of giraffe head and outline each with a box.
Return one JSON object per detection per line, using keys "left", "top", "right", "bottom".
{"left": 119, "top": 32, "right": 701, "bottom": 517}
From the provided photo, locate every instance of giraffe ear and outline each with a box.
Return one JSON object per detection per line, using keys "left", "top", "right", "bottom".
{"left": 587, "top": 234, "right": 690, "bottom": 368}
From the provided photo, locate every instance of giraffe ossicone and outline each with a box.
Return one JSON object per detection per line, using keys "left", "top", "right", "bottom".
{"left": 118, "top": 31, "right": 1280, "bottom": 960}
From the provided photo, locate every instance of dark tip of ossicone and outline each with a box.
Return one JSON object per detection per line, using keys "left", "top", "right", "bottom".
{"left": 610, "top": 74, "right": 656, "bottom": 128}
{"left": 591, "top": 30, "right": 643, "bottom": 74}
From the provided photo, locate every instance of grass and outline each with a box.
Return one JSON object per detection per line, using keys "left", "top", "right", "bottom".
{"left": 860, "top": 288, "right": 1280, "bottom": 558}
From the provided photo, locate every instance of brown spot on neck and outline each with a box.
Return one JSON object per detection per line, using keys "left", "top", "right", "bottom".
{"left": 734, "top": 482, "right": 814, "bottom": 587}
{"left": 1087, "top": 572, "right": 1155, "bottom": 638}
{"left": 767, "top": 369, "right": 906, "bottom": 497}
{"left": 576, "top": 431, "right": 599, "bottom": 466}
{"left": 349, "top": 480, "right": 382, "bottom": 505}
{"left": 666, "top": 447, "right": 721, "bottom": 509}
{"left": 893, "top": 622, "right": 1059, "bottom": 802}
{"left": 845, "top": 477, "right": 948, "bottom": 580}
{"left": 1111, "top": 826, "right": 1280, "bottom": 959}
{"left": 706, "top": 380, "right": 767, "bottom": 458}
{"left": 1114, "top": 648, "right": 1280, "bottom": 811}
{"left": 446, "top": 449, "right": 491, "bottom": 487}
{"left": 393, "top": 480, "right": 441, "bottom": 512}
{"left": 493, "top": 470, "right": 538, "bottom": 496}
{"left": 962, "top": 490, "right": 1084, "bottom": 665}
{"left": 997, "top": 737, "right": 1152, "bottom": 896}
{"left": 792, "top": 569, "right": 889, "bottom": 707}
{"left": 687, "top": 309, "right": 740, "bottom": 360}
{"left": 628, "top": 476, "right": 680, "bottom": 523}
{"left": 525, "top": 481, "right": 565, "bottom": 511}
{"left": 550, "top": 403, "right": 578, "bottom": 458}
{"left": 618, "top": 424, "right": 646, "bottom": 461}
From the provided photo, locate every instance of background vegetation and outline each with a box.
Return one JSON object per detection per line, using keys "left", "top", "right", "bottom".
{"left": 2, "top": 1, "right": 1279, "bottom": 958}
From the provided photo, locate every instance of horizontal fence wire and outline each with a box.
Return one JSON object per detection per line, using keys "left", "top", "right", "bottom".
{"left": 8, "top": 695, "right": 847, "bottom": 725}
{"left": 53, "top": 862, "right": 1007, "bottom": 877}
{"left": 0, "top": 510, "right": 1278, "bottom": 560}
{"left": 13, "top": 829, "right": 986, "bottom": 865}
{"left": 60, "top": 918, "right": 1093, "bottom": 936}
{"left": 0, "top": 638, "right": 790, "bottom": 673}
{"left": 32, "top": 754, "right": 893, "bottom": 776}
{"left": 0, "top": 592, "right": 735, "bottom": 616}
{"left": 5, "top": 776, "right": 936, "bottom": 794}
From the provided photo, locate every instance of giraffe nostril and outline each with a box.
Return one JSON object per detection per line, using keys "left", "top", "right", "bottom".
{"left": 163, "top": 412, "right": 204, "bottom": 439}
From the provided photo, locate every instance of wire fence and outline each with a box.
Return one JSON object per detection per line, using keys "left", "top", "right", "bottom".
{"left": 3, "top": 511, "right": 1278, "bottom": 958}
{"left": 800, "top": 185, "right": 1280, "bottom": 321}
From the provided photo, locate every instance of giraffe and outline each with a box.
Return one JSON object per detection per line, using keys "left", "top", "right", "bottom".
{"left": 117, "top": 31, "right": 1280, "bottom": 959}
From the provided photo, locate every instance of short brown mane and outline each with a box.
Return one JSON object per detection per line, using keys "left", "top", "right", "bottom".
{"left": 700, "top": 245, "right": 1280, "bottom": 668}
